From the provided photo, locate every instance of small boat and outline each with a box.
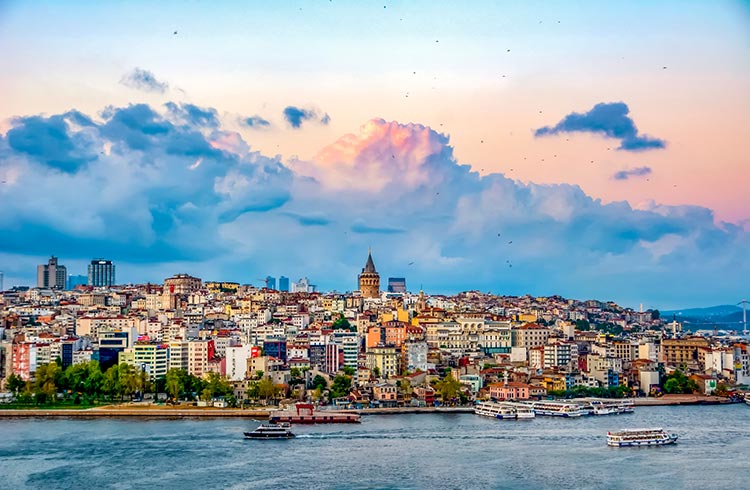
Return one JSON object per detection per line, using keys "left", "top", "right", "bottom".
{"left": 244, "top": 423, "right": 295, "bottom": 439}
{"left": 607, "top": 428, "right": 677, "bottom": 447}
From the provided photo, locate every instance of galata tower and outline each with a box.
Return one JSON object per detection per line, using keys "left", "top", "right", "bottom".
{"left": 358, "top": 249, "right": 380, "bottom": 298}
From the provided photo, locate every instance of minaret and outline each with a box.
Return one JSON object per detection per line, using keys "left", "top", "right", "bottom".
{"left": 358, "top": 249, "right": 380, "bottom": 298}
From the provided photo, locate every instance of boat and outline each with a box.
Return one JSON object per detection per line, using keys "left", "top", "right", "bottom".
{"left": 526, "top": 401, "right": 584, "bottom": 417}
{"left": 270, "top": 402, "right": 361, "bottom": 424}
{"left": 244, "top": 423, "right": 295, "bottom": 439}
{"left": 607, "top": 428, "right": 677, "bottom": 447}
{"left": 474, "top": 401, "right": 536, "bottom": 420}
{"left": 578, "top": 398, "right": 635, "bottom": 415}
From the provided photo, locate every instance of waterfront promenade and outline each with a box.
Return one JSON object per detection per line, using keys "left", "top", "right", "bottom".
{"left": 0, "top": 394, "right": 736, "bottom": 418}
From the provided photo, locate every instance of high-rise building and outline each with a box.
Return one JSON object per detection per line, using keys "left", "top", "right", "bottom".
{"left": 37, "top": 256, "right": 67, "bottom": 289}
{"left": 88, "top": 259, "right": 116, "bottom": 287}
{"left": 387, "top": 277, "right": 406, "bottom": 294}
{"left": 0, "top": 271, "right": 3, "bottom": 292}
{"left": 266, "top": 276, "right": 276, "bottom": 290}
{"left": 68, "top": 274, "right": 88, "bottom": 290}
{"left": 358, "top": 250, "right": 380, "bottom": 298}
{"left": 278, "top": 276, "right": 290, "bottom": 292}
{"left": 291, "top": 277, "right": 316, "bottom": 293}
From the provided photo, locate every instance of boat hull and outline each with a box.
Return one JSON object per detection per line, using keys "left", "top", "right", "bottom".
{"left": 243, "top": 431, "right": 295, "bottom": 439}
{"left": 607, "top": 437, "right": 677, "bottom": 447}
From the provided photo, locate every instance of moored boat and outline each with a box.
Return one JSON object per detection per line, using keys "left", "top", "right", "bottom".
{"left": 527, "top": 401, "right": 584, "bottom": 417}
{"left": 607, "top": 428, "right": 677, "bottom": 447}
{"left": 474, "top": 401, "right": 536, "bottom": 420}
{"left": 244, "top": 423, "right": 295, "bottom": 439}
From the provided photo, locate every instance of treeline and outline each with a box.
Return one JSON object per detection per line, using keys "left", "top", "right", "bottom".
{"left": 547, "top": 384, "right": 632, "bottom": 399}
{"left": 4, "top": 361, "right": 232, "bottom": 406}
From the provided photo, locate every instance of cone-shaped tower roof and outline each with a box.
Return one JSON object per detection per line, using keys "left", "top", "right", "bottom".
{"left": 363, "top": 249, "right": 377, "bottom": 273}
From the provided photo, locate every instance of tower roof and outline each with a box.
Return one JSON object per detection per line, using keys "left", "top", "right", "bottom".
{"left": 363, "top": 250, "right": 377, "bottom": 273}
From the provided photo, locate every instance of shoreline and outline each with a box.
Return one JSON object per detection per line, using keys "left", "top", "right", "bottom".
{"left": 0, "top": 395, "right": 738, "bottom": 418}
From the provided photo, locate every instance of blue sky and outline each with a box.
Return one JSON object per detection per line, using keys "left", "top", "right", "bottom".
{"left": 0, "top": 1, "right": 749, "bottom": 308}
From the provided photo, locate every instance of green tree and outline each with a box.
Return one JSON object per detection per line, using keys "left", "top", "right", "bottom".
{"left": 398, "top": 378, "right": 412, "bottom": 399}
{"left": 103, "top": 365, "right": 121, "bottom": 400}
{"left": 372, "top": 366, "right": 381, "bottom": 378}
{"left": 6, "top": 373, "right": 26, "bottom": 395}
{"left": 165, "top": 368, "right": 184, "bottom": 400}
{"left": 332, "top": 314, "right": 352, "bottom": 331}
{"left": 435, "top": 374, "right": 462, "bottom": 404}
{"left": 341, "top": 366, "right": 355, "bottom": 376}
{"left": 311, "top": 375, "right": 328, "bottom": 392}
{"left": 330, "top": 374, "right": 352, "bottom": 399}
{"left": 258, "top": 378, "right": 277, "bottom": 401}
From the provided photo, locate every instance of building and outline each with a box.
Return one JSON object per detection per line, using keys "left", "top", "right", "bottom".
{"left": 187, "top": 339, "right": 214, "bottom": 377}
{"left": 291, "top": 277, "right": 316, "bottom": 293}
{"left": 266, "top": 276, "right": 276, "bottom": 290}
{"left": 130, "top": 342, "right": 169, "bottom": 380}
{"left": 168, "top": 340, "right": 189, "bottom": 371}
{"left": 358, "top": 250, "right": 380, "bottom": 298}
{"left": 37, "top": 256, "right": 67, "bottom": 289}
{"left": 387, "top": 277, "right": 406, "bottom": 294}
{"left": 67, "top": 274, "right": 88, "bottom": 290}
{"left": 88, "top": 259, "right": 116, "bottom": 287}
{"left": 661, "top": 337, "right": 710, "bottom": 370}
{"left": 488, "top": 382, "right": 532, "bottom": 400}
{"left": 164, "top": 273, "right": 202, "bottom": 294}
{"left": 278, "top": 276, "right": 290, "bottom": 292}
{"left": 225, "top": 344, "right": 251, "bottom": 381}
{"left": 366, "top": 344, "right": 398, "bottom": 378}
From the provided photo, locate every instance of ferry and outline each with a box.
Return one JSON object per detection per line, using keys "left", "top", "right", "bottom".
{"left": 607, "top": 428, "right": 677, "bottom": 447}
{"left": 474, "top": 401, "right": 536, "bottom": 420}
{"left": 270, "top": 402, "right": 361, "bottom": 424}
{"left": 527, "top": 401, "right": 584, "bottom": 417}
{"left": 244, "top": 423, "right": 295, "bottom": 440}
{"left": 578, "top": 398, "right": 635, "bottom": 415}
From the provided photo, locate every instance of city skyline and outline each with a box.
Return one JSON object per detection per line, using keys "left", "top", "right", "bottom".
{"left": 1, "top": 2, "right": 749, "bottom": 309}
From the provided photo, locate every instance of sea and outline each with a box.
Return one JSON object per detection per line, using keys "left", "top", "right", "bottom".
{"left": 0, "top": 404, "right": 747, "bottom": 490}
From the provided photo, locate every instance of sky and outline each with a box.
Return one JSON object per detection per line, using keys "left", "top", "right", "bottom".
{"left": 0, "top": 0, "right": 749, "bottom": 309}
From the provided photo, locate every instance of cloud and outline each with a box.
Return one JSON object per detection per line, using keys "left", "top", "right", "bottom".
{"left": 165, "top": 102, "right": 219, "bottom": 128}
{"left": 613, "top": 166, "right": 653, "bottom": 180}
{"left": 244, "top": 115, "right": 271, "bottom": 129}
{"left": 119, "top": 68, "right": 169, "bottom": 94}
{"left": 1, "top": 104, "right": 747, "bottom": 307}
{"left": 283, "top": 106, "right": 329, "bottom": 128}
{"left": 535, "top": 102, "right": 666, "bottom": 151}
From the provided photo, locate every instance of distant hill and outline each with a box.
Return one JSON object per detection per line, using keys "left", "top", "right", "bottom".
{"left": 661, "top": 304, "right": 746, "bottom": 330}
{"left": 661, "top": 304, "right": 742, "bottom": 319}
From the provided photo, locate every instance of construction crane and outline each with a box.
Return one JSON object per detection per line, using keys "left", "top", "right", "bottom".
{"left": 257, "top": 278, "right": 270, "bottom": 289}
{"left": 739, "top": 300, "right": 748, "bottom": 336}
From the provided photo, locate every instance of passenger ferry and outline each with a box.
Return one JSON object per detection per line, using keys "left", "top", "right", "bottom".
{"left": 607, "top": 428, "right": 677, "bottom": 447}
{"left": 474, "top": 401, "right": 535, "bottom": 420}
{"left": 578, "top": 398, "right": 635, "bottom": 415}
{"left": 243, "top": 423, "right": 295, "bottom": 439}
{"left": 527, "top": 401, "right": 584, "bottom": 417}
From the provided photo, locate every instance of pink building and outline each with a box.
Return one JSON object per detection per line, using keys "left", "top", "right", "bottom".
{"left": 488, "top": 382, "right": 532, "bottom": 400}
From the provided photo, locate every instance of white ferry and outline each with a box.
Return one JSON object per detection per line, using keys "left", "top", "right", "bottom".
{"left": 578, "top": 398, "right": 635, "bottom": 415}
{"left": 527, "top": 401, "right": 584, "bottom": 417}
{"left": 607, "top": 428, "right": 677, "bottom": 447}
{"left": 475, "top": 401, "right": 536, "bottom": 420}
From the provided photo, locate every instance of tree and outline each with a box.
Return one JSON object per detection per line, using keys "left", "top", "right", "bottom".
{"left": 103, "top": 365, "right": 121, "bottom": 400}
{"left": 289, "top": 368, "right": 304, "bottom": 386}
{"left": 372, "top": 366, "right": 381, "bottom": 379}
{"left": 651, "top": 309, "right": 661, "bottom": 320}
{"left": 258, "top": 378, "right": 277, "bottom": 401}
{"left": 311, "top": 375, "right": 328, "bottom": 392}
{"left": 435, "top": 375, "right": 462, "bottom": 404}
{"left": 332, "top": 314, "right": 352, "bottom": 331}
{"left": 165, "top": 369, "right": 184, "bottom": 400}
{"left": 330, "top": 374, "right": 352, "bottom": 399}
{"left": 341, "top": 366, "right": 355, "bottom": 376}
{"left": 6, "top": 373, "right": 26, "bottom": 396}
{"left": 398, "top": 378, "right": 412, "bottom": 399}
